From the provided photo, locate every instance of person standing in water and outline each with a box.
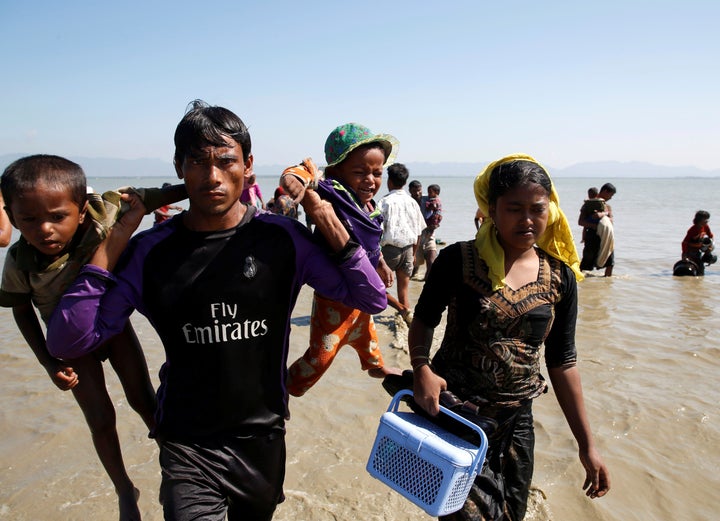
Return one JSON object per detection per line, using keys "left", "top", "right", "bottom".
{"left": 410, "top": 154, "right": 610, "bottom": 520}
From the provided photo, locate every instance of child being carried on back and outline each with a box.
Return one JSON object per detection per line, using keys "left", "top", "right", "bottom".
{"left": 0, "top": 154, "right": 186, "bottom": 520}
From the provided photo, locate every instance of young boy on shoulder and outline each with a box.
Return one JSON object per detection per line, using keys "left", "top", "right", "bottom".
{"left": 281, "top": 123, "right": 401, "bottom": 396}
{"left": 0, "top": 154, "right": 186, "bottom": 520}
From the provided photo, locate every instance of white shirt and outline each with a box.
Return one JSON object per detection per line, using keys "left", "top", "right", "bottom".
{"left": 378, "top": 189, "right": 426, "bottom": 248}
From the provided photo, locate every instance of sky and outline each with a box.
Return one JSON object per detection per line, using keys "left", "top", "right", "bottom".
{"left": 1, "top": 1, "right": 719, "bottom": 170}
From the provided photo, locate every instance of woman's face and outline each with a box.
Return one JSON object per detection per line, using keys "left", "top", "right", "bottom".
{"left": 331, "top": 146, "right": 385, "bottom": 206}
{"left": 489, "top": 182, "right": 549, "bottom": 255}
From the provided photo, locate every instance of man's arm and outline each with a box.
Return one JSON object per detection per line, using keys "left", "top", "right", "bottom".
{"left": 46, "top": 193, "right": 146, "bottom": 359}
{"left": 578, "top": 210, "right": 602, "bottom": 229}
{"left": 278, "top": 175, "right": 386, "bottom": 314}
{"left": 91, "top": 192, "right": 147, "bottom": 271}
{"left": 299, "top": 187, "right": 350, "bottom": 252}
{"left": 280, "top": 159, "right": 386, "bottom": 313}
{"left": 122, "top": 183, "right": 187, "bottom": 214}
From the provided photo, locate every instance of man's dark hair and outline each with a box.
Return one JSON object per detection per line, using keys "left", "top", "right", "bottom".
{"left": 387, "top": 163, "right": 409, "bottom": 187}
{"left": 600, "top": 182, "right": 616, "bottom": 195}
{"left": 174, "top": 100, "right": 252, "bottom": 164}
{"left": 408, "top": 180, "right": 421, "bottom": 190}
{"left": 1, "top": 154, "right": 86, "bottom": 209}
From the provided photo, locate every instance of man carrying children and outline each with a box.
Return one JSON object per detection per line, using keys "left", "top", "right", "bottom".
{"left": 579, "top": 182, "right": 617, "bottom": 277}
{"left": 47, "top": 100, "right": 387, "bottom": 520}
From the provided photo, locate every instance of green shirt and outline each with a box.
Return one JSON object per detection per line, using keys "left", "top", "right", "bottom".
{"left": 0, "top": 187, "right": 169, "bottom": 322}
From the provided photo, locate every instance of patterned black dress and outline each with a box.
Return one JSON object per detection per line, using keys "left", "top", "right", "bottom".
{"left": 414, "top": 241, "right": 578, "bottom": 521}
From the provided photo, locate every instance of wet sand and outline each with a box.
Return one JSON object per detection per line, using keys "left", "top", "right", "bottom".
{"left": 2, "top": 260, "right": 719, "bottom": 520}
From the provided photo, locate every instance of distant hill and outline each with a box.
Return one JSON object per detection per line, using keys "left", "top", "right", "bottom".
{"left": 388, "top": 160, "right": 720, "bottom": 178}
{"left": 1, "top": 154, "right": 718, "bottom": 178}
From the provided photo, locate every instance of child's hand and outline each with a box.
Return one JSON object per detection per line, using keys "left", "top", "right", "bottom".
{"left": 377, "top": 258, "right": 394, "bottom": 288}
{"left": 281, "top": 158, "right": 320, "bottom": 205}
{"left": 117, "top": 192, "right": 147, "bottom": 234}
{"left": 47, "top": 362, "right": 79, "bottom": 391}
{"left": 279, "top": 174, "right": 308, "bottom": 205}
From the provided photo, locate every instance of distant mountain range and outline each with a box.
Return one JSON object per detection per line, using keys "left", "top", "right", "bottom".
{"left": 1, "top": 154, "right": 718, "bottom": 178}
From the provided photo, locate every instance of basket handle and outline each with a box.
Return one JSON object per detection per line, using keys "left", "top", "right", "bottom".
{"left": 388, "top": 389, "right": 488, "bottom": 473}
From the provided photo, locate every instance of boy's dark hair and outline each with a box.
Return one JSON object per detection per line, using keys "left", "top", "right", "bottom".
{"left": 174, "top": 100, "right": 252, "bottom": 164}
{"left": 488, "top": 160, "right": 551, "bottom": 205}
{"left": 408, "top": 180, "right": 421, "bottom": 190}
{"left": 387, "top": 163, "right": 409, "bottom": 187}
{"left": 600, "top": 182, "right": 616, "bottom": 195}
{"left": 694, "top": 210, "right": 710, "bottom": 225}
{"left": 427, "top": 184, "right": 441, "bottom": 195}
{"left": 1, "top": 154, "right": 87, "bottom": 209}
{"left": 588, "top": 186, "right": 599, "bottom": 198}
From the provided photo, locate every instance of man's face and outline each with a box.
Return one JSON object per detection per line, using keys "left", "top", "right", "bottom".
{"left": 599, "top": 189, "right": 615, "bottom": 201}
{"left": 409, "top": 184, "right": 422, "bottom": 200}
{"left": 175, "top": 136, "right": 253, "bottom": 229}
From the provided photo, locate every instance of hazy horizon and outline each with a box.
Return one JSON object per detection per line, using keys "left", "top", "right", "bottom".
{"left": 3, "top": 153, "right": 716, "bottom": 179}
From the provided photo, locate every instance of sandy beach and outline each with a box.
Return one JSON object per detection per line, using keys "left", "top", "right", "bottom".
{"left": 0, "top": 277, "right": 556, "bottom": 521}
{"left": 0, "top": 271, "right": 608, "bottom": 521}
{"left": 3, "top": 260, "right": 719, "bottom": 520}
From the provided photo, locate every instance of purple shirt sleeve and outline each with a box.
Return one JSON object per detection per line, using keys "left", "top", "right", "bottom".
{"left": 297, "top": 240, "right": 387, "bottom": 314}
{"left": 46, "top": 264, "right": 132, "bottom": 359}
{"left": 268, "top": 212, "right": 386, "bottom": 314}
{"left": 47, "top": 217, "right": 386, "bottom": 360}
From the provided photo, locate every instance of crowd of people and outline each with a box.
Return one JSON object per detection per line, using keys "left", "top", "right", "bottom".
{"left": 27, "top": 100, "right": 720, "bottom": 520}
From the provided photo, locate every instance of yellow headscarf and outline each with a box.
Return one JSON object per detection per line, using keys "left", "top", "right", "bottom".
{"left": 473, "top": 154, "right": 583, "bottom": 291}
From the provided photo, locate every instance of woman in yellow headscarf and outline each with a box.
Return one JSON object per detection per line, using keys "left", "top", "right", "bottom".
{"left": 408, "top": 155, "right": 610, "bottom": 520}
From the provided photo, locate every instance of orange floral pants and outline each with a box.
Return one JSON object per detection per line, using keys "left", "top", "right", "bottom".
{"left": 287, "top": 292, "right": 384, "bottom": 397}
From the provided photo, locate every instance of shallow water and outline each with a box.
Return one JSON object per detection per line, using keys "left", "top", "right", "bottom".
{"left": 1, "top": 175, "right": 718, "bottom": 520}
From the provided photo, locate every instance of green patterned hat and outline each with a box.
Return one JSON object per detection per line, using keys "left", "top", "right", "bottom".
{"left": 324, "top": 123, "right": 399, "bottom": 167}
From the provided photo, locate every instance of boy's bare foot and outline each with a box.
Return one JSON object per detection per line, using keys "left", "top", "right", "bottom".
{"left": 368, "top": 366, "right": 402, "bottom": 379}
{"left": 118, "top": 486, "right": 141, "bottom": 521}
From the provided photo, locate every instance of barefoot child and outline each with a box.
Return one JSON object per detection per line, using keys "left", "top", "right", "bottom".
{"left": 0, "top": 155, "right": 185, "bottom": 520}
{"left": 283, "top": 123, "right": 401, "bottom": 396}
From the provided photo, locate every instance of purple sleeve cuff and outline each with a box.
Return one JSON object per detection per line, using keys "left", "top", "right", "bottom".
{"left": 326, "top": 245, "right": 387, "bottom": 314}
{"left": 46, "top": 265, "right": 123, "bottom": 359}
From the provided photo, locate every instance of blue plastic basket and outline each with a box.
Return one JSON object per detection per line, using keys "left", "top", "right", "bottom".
{"left": 366, "top": 390, "right": 489, "bottom": 516}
